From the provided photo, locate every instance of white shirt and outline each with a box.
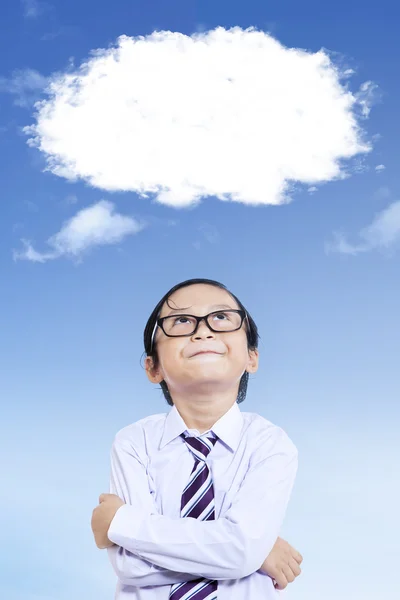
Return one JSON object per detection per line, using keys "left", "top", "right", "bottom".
{"left": 107, "top": 401, "right": 298, "bottom": 599}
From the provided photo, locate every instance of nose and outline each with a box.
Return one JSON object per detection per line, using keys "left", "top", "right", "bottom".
{"left": 191, "top": 318, "right": 216, "bottom": 341}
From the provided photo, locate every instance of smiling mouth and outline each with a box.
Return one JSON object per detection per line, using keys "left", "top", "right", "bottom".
{"left": 190, "top": 351, "right": 223, "bottom": 357}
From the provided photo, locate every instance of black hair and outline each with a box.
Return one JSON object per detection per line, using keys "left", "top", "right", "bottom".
{"left": 143, "top": 278, "right": 259, "bottom": 406}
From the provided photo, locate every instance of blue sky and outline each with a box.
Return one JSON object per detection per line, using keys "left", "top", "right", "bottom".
{"left": 1, "top": 1, "right": 399, "bottom": 598}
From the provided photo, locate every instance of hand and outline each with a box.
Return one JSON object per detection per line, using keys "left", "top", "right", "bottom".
{"left": 259, "top": 537, "right": 303, "bottom": 590}
{"left": 91, "top": 493, "right": 125, "bottom": 549}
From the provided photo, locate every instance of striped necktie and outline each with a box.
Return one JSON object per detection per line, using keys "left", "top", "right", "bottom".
{"left": 168, "top": 432, "right": 219, "bottom": 600}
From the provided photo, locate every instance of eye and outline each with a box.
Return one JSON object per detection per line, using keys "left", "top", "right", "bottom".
{"left": 213, "top": 312, "right": 230, "bottom": 320}
{"left": 174, "top": 316, "right": 191, "bottom": 324}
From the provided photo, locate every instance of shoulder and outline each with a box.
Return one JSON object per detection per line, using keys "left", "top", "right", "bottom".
{"left": 241, "top": 410, "right": 298, "bottom": 461}
{"left": 114, "top": 412, "right": 167, "bottom": 442}
{"left": 111, "top": 412, "right": 168, "bottom": 460}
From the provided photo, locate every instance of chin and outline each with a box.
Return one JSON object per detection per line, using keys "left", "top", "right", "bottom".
{"left": 186, "top": 369, "right": 239, "bottom": 389}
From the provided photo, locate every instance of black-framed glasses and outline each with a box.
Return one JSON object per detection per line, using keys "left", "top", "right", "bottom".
{"left": 150, "top": 309, "right": 246, "bottom": 351}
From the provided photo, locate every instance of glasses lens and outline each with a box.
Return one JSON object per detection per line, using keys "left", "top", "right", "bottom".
{"left": 207, "top": 311, "right": 242, "bottom": 331}
{"left": 162, "top": 315, "right": 198, "bottom": 335}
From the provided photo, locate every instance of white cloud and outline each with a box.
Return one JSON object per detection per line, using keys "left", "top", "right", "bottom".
{"left": 24, "top": 27, "right": 374, "bottom": 207}
{"left": 326, "top": 200, "right": 400, "bottom": 255}
{"left": 0, "top": 68, "right": 48, "bottom": 108}
{"left": 13, "top": 200, "right": 144, "bottom": 262}
{"left": 375, "top": 164, "right": 385, "bottom": 172}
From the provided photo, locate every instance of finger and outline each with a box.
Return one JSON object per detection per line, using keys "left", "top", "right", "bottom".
{"left": 273, "top": 575, "right": 288, "bottom": 591}
{"left": 281, "top": 563, "right": 296, "bottom": 584}
{"left": 288, "top": 556, "right": 302, "bottom": 577}
{"left": 290, "top": 547, "right": 303, "bottom": 564}
{"left": 295, "top": 550, "right": 303, "bottom": 564}
{"left": 99, "top": 493, "right": 107, "bottom": 503}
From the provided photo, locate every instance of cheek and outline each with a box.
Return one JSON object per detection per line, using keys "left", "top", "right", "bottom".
{"left": 157, "top": 340, "right": 184, "bottom": 373}
{"left": 225, "top": 334, "right": 249, "bottom": 362}
{"left": 233, "top": 347, "right": 251, "bottom": 366}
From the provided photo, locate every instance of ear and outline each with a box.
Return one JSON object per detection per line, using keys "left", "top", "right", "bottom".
{"left": 145, "top": 356, "right": 164, "bottom": 384}
{"left": 246, "top": 348, "right": 259, "bottom": 374}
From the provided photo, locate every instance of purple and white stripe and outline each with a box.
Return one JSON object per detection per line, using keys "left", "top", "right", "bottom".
{"left": 168, "top": 432, "right": 218, "bottom": 600}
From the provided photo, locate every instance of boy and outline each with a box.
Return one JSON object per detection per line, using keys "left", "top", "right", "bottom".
{"left": 92, "top": 278, "right": 302, "bottom": 599}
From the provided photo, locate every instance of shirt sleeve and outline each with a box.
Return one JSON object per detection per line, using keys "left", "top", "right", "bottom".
{"left": 106, "top": 437, "right": 201, "bottom": 587}
{"left": 107, "top": 426, "right": 298, "bottom": 581}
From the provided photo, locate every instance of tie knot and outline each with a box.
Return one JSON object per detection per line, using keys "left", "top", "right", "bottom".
{"left": 181, "top": 432, "right": 217, "bottom": 462}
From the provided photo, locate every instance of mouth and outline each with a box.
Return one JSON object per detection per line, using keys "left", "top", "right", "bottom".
{"left": 189, "top": 350, "right": 223, "bottom": 358}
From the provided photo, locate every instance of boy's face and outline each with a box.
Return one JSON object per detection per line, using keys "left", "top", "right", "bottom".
{"left": 145, "top": 284, "right": 259, "bottom": 394}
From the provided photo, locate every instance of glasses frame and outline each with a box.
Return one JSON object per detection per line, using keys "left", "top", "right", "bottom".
{"left": 149, "top": 309, "right": 247, "bottom": 353}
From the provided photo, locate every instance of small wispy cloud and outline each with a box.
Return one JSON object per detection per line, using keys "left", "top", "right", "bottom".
{"left": 22, "top": 0, "right": 39, "bottom": 18}
{"left": 326, "top": 199, "right": 400, "bottom": 255}
{"left": 21, "top": 0, "right": 48, "bottom": 19}
{"left": 193, "top": 223, "right": 220, "bottom": 250}
{"left": 64, "top": 193, "right": 78, "bottom": 205}
{"left": 354, "top": 80, "right": 380, "bottom": 118}
{"left": 41, "top": 25, "right": 77, "bottom": 42}
{"left": 199, "top": 223, "right": 220, "bottom": 244}
{"left": 375, "top": 164, "right": 385, "bottom": 173}
{"left": 24, "top": 27, "right": 375, "bottom": 207}
{"left": 0, "top": 68, "right": 48, "bottom": 108}
{"left": 13, "top": 200, "right": 145, "bottom": 263}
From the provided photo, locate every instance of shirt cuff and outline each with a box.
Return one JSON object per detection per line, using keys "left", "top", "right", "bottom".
{"left": 108, "top": 503, "right": 145, "bottom": 553}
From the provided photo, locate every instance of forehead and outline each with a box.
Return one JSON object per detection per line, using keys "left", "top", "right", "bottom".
{"left": 160, "top": 284, "right": 239, "bottom": 316}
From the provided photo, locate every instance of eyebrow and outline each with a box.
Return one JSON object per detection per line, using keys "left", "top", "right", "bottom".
{"left": 166, "top": 304, "right": 235, "bottom": 316}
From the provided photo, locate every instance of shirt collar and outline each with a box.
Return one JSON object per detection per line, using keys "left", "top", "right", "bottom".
{"left": 160, "top": 401, "right": 244, "bottom": 452}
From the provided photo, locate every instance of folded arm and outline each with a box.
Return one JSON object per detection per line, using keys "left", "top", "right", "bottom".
{"left": 107, "top": 438, "right": 200, "bottom": 587}
{"left": 107, "top": 427, "right": 298, "bottom": 583}
{"left": 107, "top": 546, "right": 201, "bottom": 587}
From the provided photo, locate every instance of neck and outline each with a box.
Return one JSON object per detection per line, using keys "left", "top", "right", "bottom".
{"left": 171, "top": 384, "right": 239, "bottom": 433}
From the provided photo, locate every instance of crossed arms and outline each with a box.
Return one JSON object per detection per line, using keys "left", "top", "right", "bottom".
{"left": 105, "top": 428, "right": 298, "bottom": 588}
